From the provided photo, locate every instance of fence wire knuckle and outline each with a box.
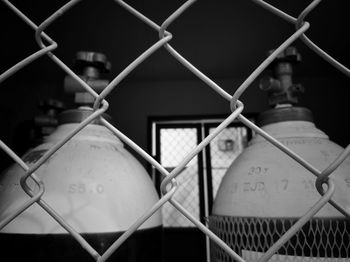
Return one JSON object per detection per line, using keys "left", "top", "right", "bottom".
{"left": 0, "top": 0, "right": 349, "bottom": 261}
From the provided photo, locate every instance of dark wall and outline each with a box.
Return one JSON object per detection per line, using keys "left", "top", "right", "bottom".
{"left": 1, "top": 74, "right": 348, "bottom": 170}
{"left": 0, "top": 0, "right": 349, "bottom": 170}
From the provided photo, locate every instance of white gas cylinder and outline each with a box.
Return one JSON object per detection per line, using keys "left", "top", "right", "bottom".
{"left": 0, "top": 110, "right": 162, "bottom": 261}
{"left": 210, "top": 107, "right": 350, "bottom": 261}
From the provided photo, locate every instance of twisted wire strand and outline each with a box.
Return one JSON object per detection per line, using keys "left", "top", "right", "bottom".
{"left": 160, "top": 102, "right": 244, "bottom": 194}
{"left": 158, "top": 0, "right": 196, "bottom": 39}
{"left": 98, "top": 120, "right": 181, "bottom": 261}
{"left": 93, "top": 34, "right": 173, "bottom": 111}
{"left": 98, "top": 5, "right": 247, "bottom": 260}
{"left": 158, "top": 0, "right": 233, "bottom": 102}
{"left": 229, "top": 22, "right": 309, "bottom": 111}
{"left": 240, "top": 0, "right": 350, "bottom": 218}
{"left": 2, "top": 0, "right": 103, "bottom": 100}
{"left": 0, "top": 44, "right": 57, "bottom": 83}
{"left": 317, "top": 144, "right": 350, "bottom": 184}
{"left": 0, "top": 1, "right": 178, "bottom": 260}
{"left": 296, "top": 0, "right": 350, "bottom": 77}
{"left": 101, "top": 118, "right": 169, "bottom": 177}
{"left": 30, "top": 195, "right": 101, "bottom": 260}
{"left": 0, "top": 186, "right": 43, "bottom": 230}
{"left": 1, "top": 0, "right": 96, "bottom": 98}
{"left": 34, "top": 0, "right": 83, "bottom": 49}
{"left": 116, "top": 0, "right": 232, "bottom": 101}
{"left": 98, "top": 184, "right": 178, "bottom": 262}
{"left": 0, "top": 141, "right": 44, "bottom": 230}
{"left": 2, "top": 0, "right": 103, "bottom": 108}
{"left": 0, "top": 1, "right": 111, "bottom": 257}
{"left": 0, "top": 119, "right": 103, "bottom": 259}
{"left": 20, "top": 105, "right": 109, "bottom": 260}
{"left": 253, "top": 0, "right": 350, "bottom": 77}
{"left": 115, "top": 0, "right": 170, "bottom": 34}
{"left": 258, "top": 179, "right": 336, "bottom": 262}
{"left": 24, "top": 1, "right": 197, "bottom": 260}
{"left": 2, "top": 0, "right": 56, "bottom": 42}
{"left": 22, "top": 102, "right": 108, "bottom": 187}
{"left": 170, "top": 198, "right": 247, "bottom": 262}
{"left": 102, "top": 7, "right": 246, "bottom": 260}
{"left": 238, "top": 114, "right": 350, "bottom": 220}
{"left": 99, "top": 120, "right": 180, "bottom": 261}
{"left": 315, "top": 144, "right": 350, "bottom": 218}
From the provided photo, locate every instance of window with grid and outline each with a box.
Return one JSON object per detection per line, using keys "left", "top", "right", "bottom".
{"left": 150, "top": 116, "right": 255, "bottom": 228}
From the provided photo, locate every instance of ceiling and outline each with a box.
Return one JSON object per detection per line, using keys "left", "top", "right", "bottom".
{"left": 0, "top": 0, "right": 349, "bottom": 82}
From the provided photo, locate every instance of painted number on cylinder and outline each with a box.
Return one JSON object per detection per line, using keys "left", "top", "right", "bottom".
{"left": 68, "top": 183, "right": 104, "bottom": 194}
{"left": 248, "top": 166, "right": 269, "bottom": 176}
{"left": 280, "top": 179, "right": 289, "bottom": 190}
{"left": 243, "top": 182, "right": 265, "bottom": 192}
{"left": 345, "top": 178, "right": 350, "bottom": 188}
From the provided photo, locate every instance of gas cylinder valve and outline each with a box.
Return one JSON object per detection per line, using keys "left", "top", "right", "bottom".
{"left": 259, "top": 46, "right": 304, "bottom": 107}
{"left": 64, "top": 51, "right": 111, "bottom": 106}
{"left": 34, "top": 98, "right": 65, "bottom": 137}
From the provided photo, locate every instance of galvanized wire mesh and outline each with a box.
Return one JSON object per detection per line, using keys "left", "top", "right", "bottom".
{"left": 209, "top": 216, "right": 350, "bottom": 262}
{"left": 0, "top": 0, "right": 349, "bottom": 262}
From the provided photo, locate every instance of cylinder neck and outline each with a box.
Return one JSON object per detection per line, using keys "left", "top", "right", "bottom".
{"left": 57, "top": 108, "right": 112, "bottom": 126}
{"left": 257, "top": 106, "right": 314, "bottom": 127}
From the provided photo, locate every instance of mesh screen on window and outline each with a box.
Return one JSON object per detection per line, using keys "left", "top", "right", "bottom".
{"left": 160, "top": 128, "right": 199, "bottom": 227}
{"left": 155, "top": 122, "right": 252, "bottom": 228}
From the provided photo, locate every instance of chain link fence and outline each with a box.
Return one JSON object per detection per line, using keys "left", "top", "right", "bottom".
{"left": 0, "top": 0, "right": 349, "bottom": 261}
